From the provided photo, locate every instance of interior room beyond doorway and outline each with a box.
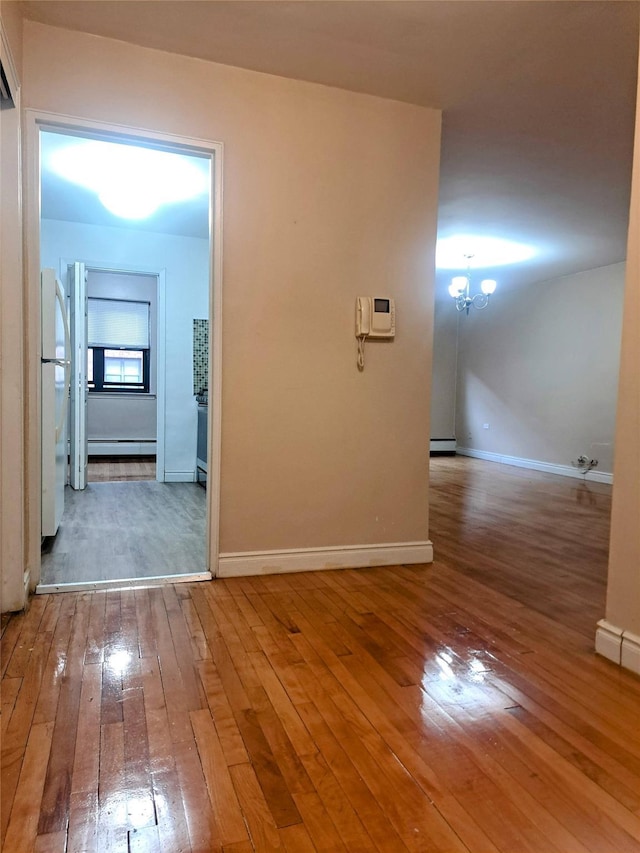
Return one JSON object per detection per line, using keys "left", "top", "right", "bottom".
{"left": 39, "top": 479, "right": 206, "bottom": 590}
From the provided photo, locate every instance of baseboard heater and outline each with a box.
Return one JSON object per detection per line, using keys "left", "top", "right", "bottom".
{"left": 88, "top": 440, "right": 157, "bottom": 457}
{"left": 430, "top": 438, "right": 456, "bottom": 455}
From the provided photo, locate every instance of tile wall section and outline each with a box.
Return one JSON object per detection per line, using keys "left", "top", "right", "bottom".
{"left": 193, "top": 318, "right": 209, "bottom": 395}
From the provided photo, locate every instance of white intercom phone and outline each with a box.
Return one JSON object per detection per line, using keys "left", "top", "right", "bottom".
{"left": 356, "top": 296, "right": 395, "bottom": 339}
{"left": 355, "top": 296, "right": 395, "bottom": 370}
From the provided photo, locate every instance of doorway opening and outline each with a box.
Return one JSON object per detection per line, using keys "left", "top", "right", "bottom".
{"left": 69, "top": 265, "right": 160, "bottom": 488}
{"left": 32, "top": 119, "right": 221, "bottom": 592}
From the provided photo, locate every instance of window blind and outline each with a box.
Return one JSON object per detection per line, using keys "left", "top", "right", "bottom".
{"left": 88, "top": 298, "right": 150, "bottom": 348}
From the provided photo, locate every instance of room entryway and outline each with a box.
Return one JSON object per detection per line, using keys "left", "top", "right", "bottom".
{"left": 31, "top": 114, "right": 222, "bottom": 591}
{"left": 39, "top": 480, "right": 207, "bottom": 591}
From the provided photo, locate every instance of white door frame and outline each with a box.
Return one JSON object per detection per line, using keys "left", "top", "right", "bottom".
{"left": 68, "top": 261, "right": 88, "bottom": 491}
{"left": 25, "top": 109, "right": 223, "bottom": 588}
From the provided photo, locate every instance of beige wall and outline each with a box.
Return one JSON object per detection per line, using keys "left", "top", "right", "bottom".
{"left": 18, "top": 21, "right": 440, "bottom": 583}
{"left": 0, "top": 2, "right": 25, "bottom": 611}
{"left": 0, "top": 0, "right": 21, "bottom": 75}
{"left": 430, "top": 286, "right": 459, "bottom": 440}
{"left": 605, "top": 50, "right": 640, "bottom": 638}
{"left": 453, "top": 263, "right": 624, "bottom": 474}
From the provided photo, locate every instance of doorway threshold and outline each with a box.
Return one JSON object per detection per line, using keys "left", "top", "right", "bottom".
{"left": 35, "top": 571, "right": 212, "bottom": 595}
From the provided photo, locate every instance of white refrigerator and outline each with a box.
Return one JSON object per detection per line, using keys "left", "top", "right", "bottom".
{"left": 41, "top": 268, "right": 71, "bottom": 537}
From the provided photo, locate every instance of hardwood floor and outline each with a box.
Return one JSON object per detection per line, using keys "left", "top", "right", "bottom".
{"left": 87, "top": 456, "right": 156, "bottom": 483}
{"left": 3, "top": 457, "right": 640, "bottom": 852}
{"left": 429, "top": 456, "right": 612, "bottom": 638}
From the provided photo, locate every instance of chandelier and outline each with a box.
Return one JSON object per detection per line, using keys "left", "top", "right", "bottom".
{"left": 448, "top": 255, "right": 497, "bottom": 314}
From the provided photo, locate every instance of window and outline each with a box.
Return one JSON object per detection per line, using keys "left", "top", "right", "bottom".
{"left": 87, "top": 298, "right": 150, "bottom": 392}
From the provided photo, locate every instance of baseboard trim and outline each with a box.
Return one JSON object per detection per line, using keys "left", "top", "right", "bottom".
{"left": 456, "top": 447, "right": 613, "bottom": 484}
{"left": 595, "top": 619, "right": 623, "bottom": 664}
{"left": 430, "top": 439, "right": 457, "bottom": 454}
{"left": 218, "top": 541, "right": 434, "bottom": 578}
{"left": 621, "top": 630, "right": 640, "bottom": 676}
{"left": 163, "top": 472, "right": 196, "bottom": 483}
{"left": 88, "top": 440, "right": 157, "bottom": 456}
{"left": 595, "top": 619, "right": 640, "bottom": 675}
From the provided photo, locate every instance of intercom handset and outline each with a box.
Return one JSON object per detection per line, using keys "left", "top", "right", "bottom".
{"left": 355, "top": 296, "right": 395, "bottom": 370}
{"left": 356, "top": 296, "right": 395, "bottom": 339}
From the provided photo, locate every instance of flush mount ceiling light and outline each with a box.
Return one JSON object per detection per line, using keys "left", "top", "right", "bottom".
{"left": 448, "top": 254, "right": 497, "bottom": 314}
{"left": 49, "top": 139, "right": 208, "bottom": 220}
{"left": 436, "top": 235, "right": 536, "bottom": 270}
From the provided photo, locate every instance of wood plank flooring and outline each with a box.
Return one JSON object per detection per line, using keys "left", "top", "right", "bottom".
{"left": 428, "top": 456, "right": 612, "bottom": 638}
{"left": 87, "top": 457, "right": 156, "bottom": 483}
{"left": 4, "top": 457, "right": 640, "bottom": 852}
{"left": 40, "top": 482, "right": 207, "bottom": 586}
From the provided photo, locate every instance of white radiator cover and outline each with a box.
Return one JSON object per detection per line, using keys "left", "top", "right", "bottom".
{"left": 87, "top": 440, "right": 157, "bottom": 456}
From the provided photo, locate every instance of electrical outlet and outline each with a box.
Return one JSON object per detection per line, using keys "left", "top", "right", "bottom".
{"left": 572, "top": 454, "right": 598, "bottom": 473}
{"left": 483, "top": 423, "right": 490, "bottom": 430}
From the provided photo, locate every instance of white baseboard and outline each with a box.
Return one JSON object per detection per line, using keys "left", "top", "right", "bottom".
{"left": 456, "top": 447, "right": 613, "bottom": 484}
{"left": 595, "top": 619, "right": 623, "bottom": 664}
{"left": 595, "top": 619, "right": 640, "bottom": 675}
{"left": 218, "top": 541, "right": 434, "bottom": 578}
{"left": 163, "top": 472, "right": 196, "bottom": 483}
{"left": 621, "top": 631, "right": 640, "bottom": 676}
{"left": 88, "top": 440, "right": 157, "bottom": 456}
{"left": 430, "top": 439, "right": 457, "bottom": 453}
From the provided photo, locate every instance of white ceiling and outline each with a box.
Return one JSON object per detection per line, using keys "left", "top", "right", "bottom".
{"left": 40, "top": 130, "right": 211, "bottom": 240}
{"left": 24, "top": 0, "right": 639, "bottom": 293}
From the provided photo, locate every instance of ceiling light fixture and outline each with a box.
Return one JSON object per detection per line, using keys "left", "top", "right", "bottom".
{"left": 49, "top": 139, "right": 208, "bottom": 220}
{"left": 448, "top": 254, "right": 497, "bottom": 314}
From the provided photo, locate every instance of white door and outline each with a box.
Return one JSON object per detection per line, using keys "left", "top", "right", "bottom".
{"left": 41, "top": 269, "right": 71, "bottom": 536}
{"left": 69, "top": 261, "right": 88, "bottom": 490}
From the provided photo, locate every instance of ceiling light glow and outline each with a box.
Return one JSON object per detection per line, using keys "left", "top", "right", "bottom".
{"left": 436, "top": 235, "right": 536, "bottom": 270}
{"left": 49, "top": 140, "right": 208, "bottom": 220}
{"left": 98, "top": 186, "right": 160, "bottom": 220}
